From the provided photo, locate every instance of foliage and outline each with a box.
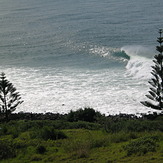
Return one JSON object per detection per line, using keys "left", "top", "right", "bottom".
{"left": 0, "top": 73, "right": 23, "bottom": 121}
{"left": 123, "top": 136, "right": 159, "bottom": 156}
{"left": 36, "top": 126, "right": 67, "bottom": 140}
{"left": 0, "top": 119, "right": 163, "bottom": 163}
{"left": 66, "top": 107, "right": 103, "bottom": 122}
{"left": 36, "top": 145, "right": 46, "bottom": 154}
{"left": 0, "top": 139, "right": 16, "bottom": 159}
{"left": 141, "top": 29, "right": 163, "bottom": 110}
{"left": 0, "top": 114, "right": 163, "bottom": 162}
{"left": 63, "top": 139, "right": 91, "bottom": 158}
{"left": 104, "top": 119, "right": 163, "bottom": 133}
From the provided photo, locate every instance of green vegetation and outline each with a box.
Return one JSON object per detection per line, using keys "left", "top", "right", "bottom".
{"left": 141, "top": 29, "right": 163, "bottom": 110}
{"left": 0, "top": 72, "right": 23, "bottom": 121}
{"left": 123, "top": 135, "right": 159, "bottom": 156}
{"left": 66, "top": 107, "right": 102, "bottom": 122}
{"left": 0, "top": 109, "right": 163, "bottom": 163}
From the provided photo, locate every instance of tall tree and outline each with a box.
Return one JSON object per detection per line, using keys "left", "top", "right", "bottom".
{"left": 141, "top": 29, "right": 163, "bottom": 110}
{"left": 0, "top": 72, "right": 23, "bottom": 121}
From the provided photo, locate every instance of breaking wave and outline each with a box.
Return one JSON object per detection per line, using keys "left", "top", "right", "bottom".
{"left": 89, "top": 45, "right": 155, "bottom": 79}
{"left": 122, "top": 45, "right": 154, "bottom": 79}
{"left": 89, "top": 46, "right": 130, "bottom": 62}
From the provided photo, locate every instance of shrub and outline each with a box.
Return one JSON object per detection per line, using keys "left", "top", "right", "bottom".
{"left": 36, "top": 145, "right": 46, "bottom": 154}
{"left": 126, "top": 120, "right": 157, "bottom": 132}
{"left": 68, "top": 121, "right": 102, "bottom": 130}
{"left": 38, "top": 127, "right": 67, "bottom": 140}
{"left": 19, "top": 132, "right": 31, "bottom": 142}
{"left": 105, "top": 119, "right": 163, "bottom": 133}
{"left": 0, "top": 123, "right": 20, "bottom": 137}
{"left": 91, "top": 137, "right": 109, "bottom": 148}
{"left": 110, "top": 132, "right": 130, "bottom": 143}
{"left": 105, "top": 120, "right": 126, "bottom": 133}
{"left": 0, "top": 139, "right": 16, "bottom": 159}
{"left": 63, "top": 140, "right": 91, "bottom": 158}
{"left": 9, "top": 127, "right": 20, "bottom": 138}
{"left": 0, "top": 125, "right": 8, "bottom": 135}
{"left": 30, "top": 154, "right": 42, "bottom": 161}
{"left": 13, "top": 139, "right": 28, "bottom": 149}
{"left": 66, "top": 108, "right": 102, "bottom": 122}
{"left": 123, "top": 136, "right": 159, "bottom": 156}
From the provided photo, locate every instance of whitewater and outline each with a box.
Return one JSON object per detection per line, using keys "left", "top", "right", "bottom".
{"left": 0, "top": 0, "right": 162, "bottom": 115}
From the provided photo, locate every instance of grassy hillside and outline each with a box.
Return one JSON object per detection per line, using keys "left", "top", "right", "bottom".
{"left": 0, "top": 115, "right": 163, "bottom": 163}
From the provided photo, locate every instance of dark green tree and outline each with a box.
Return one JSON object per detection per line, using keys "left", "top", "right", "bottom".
{"left": 141, "top": 29, "right": 163, "bottom": 110}
{"left": 0, "top": 72, "right": 23, "bottom": 121}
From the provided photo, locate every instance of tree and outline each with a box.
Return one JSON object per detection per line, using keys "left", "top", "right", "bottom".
{"left": 0, "top": 72, "right": 23, "bottom": 121}
{"left": 141, "top": 29, "right": 163, "bottom": 110}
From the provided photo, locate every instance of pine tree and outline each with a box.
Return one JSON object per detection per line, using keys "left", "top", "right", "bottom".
{"left": 141, "top": 29, "right": 163, "bottom": 110}
{"left": 0, "top": 72, "right": 23, "bottom": 121}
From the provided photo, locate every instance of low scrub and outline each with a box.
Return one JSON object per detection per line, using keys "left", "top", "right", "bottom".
{"left": 66, "top": 107, "right": 103, "bottom": 122}
{"left": 63, "top": 139, "right": 91, "bottom": 158}
{"left": 35, "top": 127, "right": 67, "bottom": 140}
{"left": 105, "top": 119, "right": 163, "bottom": 133}
{"left": 36, "top": 145, "right": 46, "bottom": 154}
{"left": 123, "top": 135, "right": 159, "bottom": 156}
{"left": 0, "top": 139, "right": 16, "bottom": 159}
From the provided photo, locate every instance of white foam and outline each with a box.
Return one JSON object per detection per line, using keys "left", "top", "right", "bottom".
{"left": 0, "top": 65, "right": 154, "bottom": 115}
{"left": 122, "top": 45, "right": 154, "bottom": 79}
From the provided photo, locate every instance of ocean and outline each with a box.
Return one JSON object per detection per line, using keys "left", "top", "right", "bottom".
{"left": 0, "top": 0, "right": 162, "bottom": 115}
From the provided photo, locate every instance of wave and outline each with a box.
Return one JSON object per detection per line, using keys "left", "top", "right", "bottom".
{"left": 122, "top": 45, "right": 155, "bottom": 79}
{"left": 89, "top": 45, "right": 155, "bottom": 79}
{"left": 89, "top": 46, "right": 130, "bottom": 64}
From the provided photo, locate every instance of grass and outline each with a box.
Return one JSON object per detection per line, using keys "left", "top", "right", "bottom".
{"left": 0, "top": 113, "right": 163, "bottom": 162}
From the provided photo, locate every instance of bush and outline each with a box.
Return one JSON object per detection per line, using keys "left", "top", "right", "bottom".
{"left": 13, "top": 138, "right": 28, "bottom": 149}
{"left": 126, "top": 120, "right": 159, "bottom": 132}
{"left": 30, "top": 154, "right": 42, "bottom": 161}
{"left": 123, "top": 136, "right": 159, "bottom": 156}
{"left": 110, "top": 132, "right": 130, "bottom": 143}
{"left": 104, "top": 119, "right": 163, "bottom": 133}
{"left": 63, "top": 140, "right": 91, "bottom": 158}
{"left": 91, "top": 137, "right": 109, "bottom": 148}
{"left": 36, "top": 145, "right": 46, "bottom": 154}
{"left": 38, "top": 127, "right": 67, "bottom": 140}
{"left": 105, "top": 120, "right": 126, "bottom": 133}
{"left": 66, "top": 108, "right": 102, "bottom": 122}
{"left": 0, "top": 125, "right": 8, "bottom": 135}
{"left": 0, "top": 139, "right": 16, "bottom": 159}
{"left": 68, "top": 121, "right": 102, "bottom": 130}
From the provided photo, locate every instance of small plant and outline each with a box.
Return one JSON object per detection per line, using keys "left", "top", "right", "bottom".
{"left": 123, "top": 136, "right": 159, "bottom": 156}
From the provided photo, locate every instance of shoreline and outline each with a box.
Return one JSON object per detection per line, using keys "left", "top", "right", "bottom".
{"left": 4, "top": 110, "right": 163, "bottom": 121}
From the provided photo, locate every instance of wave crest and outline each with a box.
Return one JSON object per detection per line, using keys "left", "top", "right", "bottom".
{"left": 122, "top": 45, "right": 154, "bottom": 79}
{"left": 89, "top": 46, "right": 130, "bottom": 62}
{"left": 89, "top": 45, "right": 155, "bottom": 79}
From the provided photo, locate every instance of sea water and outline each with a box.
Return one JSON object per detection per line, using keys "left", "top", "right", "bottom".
{"left": 0, "top": 0, "right": 162, "bottom": 115}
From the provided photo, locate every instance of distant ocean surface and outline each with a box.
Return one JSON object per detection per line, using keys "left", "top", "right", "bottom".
{"left": 0, "top": 0, "right": 162, "bottom": 115}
